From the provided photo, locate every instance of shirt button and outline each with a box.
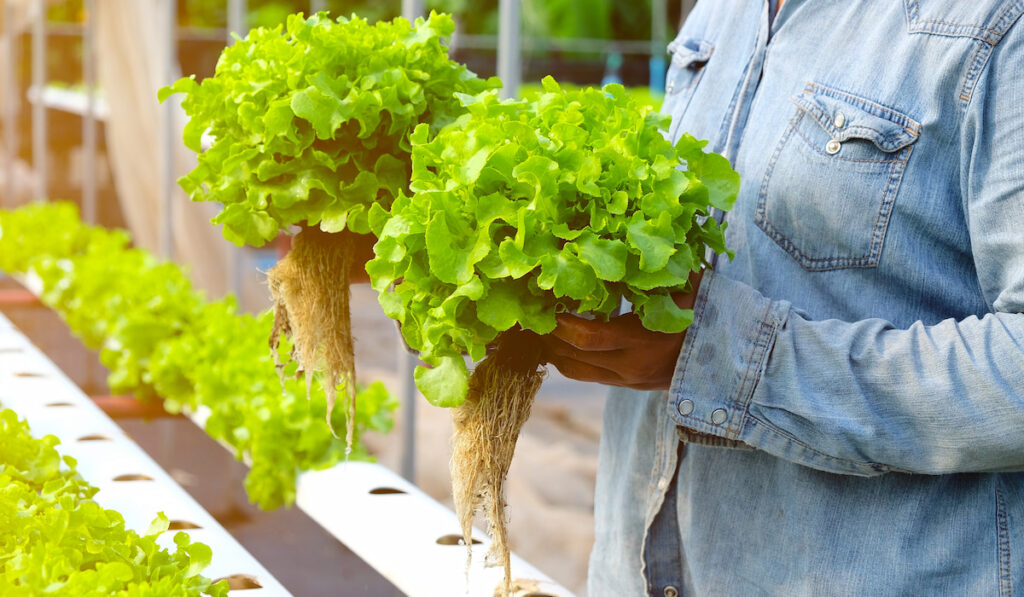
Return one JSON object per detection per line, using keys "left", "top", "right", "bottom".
{"left": 834, "top": 111, "right": 846, "bottom": 128}
{"left": 657, "top": 477, "right": 669, "bottom": 491}
{"left": 667, "top": 81, "right": 675, "bottom": 93}
{"left": 677, "top": 399, "right": 694, "bottom": 417}
{"left": 665, "top": 587, "right": 679, "bottom": 597}
{"left": 825, "top": 139, "right": 841, "bottom": 154}
{"left": 711, "top": 408, "right": 729, "bottom": 425}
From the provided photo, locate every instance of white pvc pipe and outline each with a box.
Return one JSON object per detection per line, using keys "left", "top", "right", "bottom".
{"left": 0, "top": 314, "right": 292, "bottom": 596}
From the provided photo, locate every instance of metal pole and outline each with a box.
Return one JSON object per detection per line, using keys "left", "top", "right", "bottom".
{"left": 310, "top": 0, "right": 327, "bottom": 14}
{"left": 226, "top": 1, "right": 248, "bottom": 303}
{"left": 82, "top": 0, "right": 97, "bottom": 223}
{"left": 650, "top": 0, "right": 667, "bottom": 94}
{"left": 3, "top": 3, "right": 17, "bottom": 206}
{"left": 160, "top": 0, "right": 176, "bottom": 259}
{"left": 31, "top": 1, "right": 46, "bottom": 202}
{"left": 398, "top": 0, "right": 426, "bottom": 486}
{"left": 402, "top": 0, "right": 425, "bottom": 21}
{"left": 227, "top": 0, "right": 247, "bottom": 44}
{"left": 497, "top": 0, "right": 520, "bottom": 100}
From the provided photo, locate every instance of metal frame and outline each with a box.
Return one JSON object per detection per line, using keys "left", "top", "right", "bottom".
{"left": 31, "top": 3, "right": 45, "bottom": 202}
{"left": 3, "top": 3, "right": 18, "bottom": 206}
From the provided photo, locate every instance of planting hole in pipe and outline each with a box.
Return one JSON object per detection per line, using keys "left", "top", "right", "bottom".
{"left": 212, "top": 574, "right": 262, "bottom": 590}
{"left": 522, "top": 594, "right": 558, "bottom": 597}
{"left": 113, "top": 473, "right": 154, "bottom": 482}
{"left": 77, "top": 434, "right": 112, "bottom": 442}
{"left": 46, "top": 402, "right": 75, "bottom": 407}
{"left": 369, "top": 487, "right": 407, "bottom": 495}
{"left": 168, "top": 520, "right": 202, "bottom": 530}
{"left": 0, "top": 347, "right": 23, "bottom": 353}
{"left": 436, "top": 534, "right": 482, "bottom": 546}
{"left": 15, "top": 371, "right": 45, "bottom": 377}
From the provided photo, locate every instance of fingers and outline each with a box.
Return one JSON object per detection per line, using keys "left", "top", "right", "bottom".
{"left": 550, "top": 312, "right": 643, "bottom": 351}
{"left": 542, "top": 353, "right": 670, "bottom": 391}
{"left": 541, "top": 334, "right": 678, "bottom": 388}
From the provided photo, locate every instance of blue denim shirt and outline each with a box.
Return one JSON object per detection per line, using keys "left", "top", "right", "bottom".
{"left": 590, "top": 1, "right": 1024, "bottom": 595}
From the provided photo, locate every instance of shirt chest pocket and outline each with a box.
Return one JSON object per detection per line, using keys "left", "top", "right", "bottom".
{"left": 755, "top": 84, "right": 920, "bottom": 271}
{"left": 662, "top": 38, "right": 713, "bottom": 137}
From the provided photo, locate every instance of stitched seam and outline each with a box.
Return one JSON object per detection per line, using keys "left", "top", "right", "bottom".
{"left": 713, "top": 35, "right": 762, "bottom": 156}
{"left": 996, "top": 484, "right": 1013, "bottom": 597}
{"left": 792, "top": 125, "right": 909, "bottom": 163}
{"left": 726, "top": 304, "right": 778, "bottom": 438}
{"left": 744, "top": 417, "right": 894, "bottom": 474}
{"left": 868, "top": 144, "right": 912, "bottom": 263}
{"left": 805, "top": 83, "right": 921, "bottom": 133}
{"left": 905, "top": 0, "right": 1024, "bottom": 44}
{"left": 670, "top": 273, "right": 711, "bottom": 408}
{"left": 959, "top": 40, "right": 993, "bottom": 107}
{"left": 754, "top": 112, "right": 796, "bottom": 227}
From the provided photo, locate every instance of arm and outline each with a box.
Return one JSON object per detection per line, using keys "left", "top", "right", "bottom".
{"left": 545, "top": 23, "right": 1024, "bottom": 476}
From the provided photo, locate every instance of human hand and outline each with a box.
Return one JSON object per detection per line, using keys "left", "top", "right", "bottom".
{"left": 539, "top": 271, "right": 703, "bottom": 391}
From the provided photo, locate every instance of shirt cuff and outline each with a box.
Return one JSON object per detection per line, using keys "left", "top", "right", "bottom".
{"left": 668, "top": 271, "right": 790, "bottom": 442}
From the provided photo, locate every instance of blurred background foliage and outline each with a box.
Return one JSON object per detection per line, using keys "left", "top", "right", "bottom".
{"left": 48, "top": 0, "right": 675, "bottom": 44}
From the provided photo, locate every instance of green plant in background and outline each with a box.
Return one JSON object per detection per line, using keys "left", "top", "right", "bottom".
{"left": 0, "top": 203, "right": 398, "bottom": 510}
{"left": 0, "top": 408, "right": 228, "bottom": 596}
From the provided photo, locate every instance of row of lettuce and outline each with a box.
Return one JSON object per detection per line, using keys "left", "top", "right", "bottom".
{"left": 0, "top": 407, "right": 226, "bottom": 595}
{"left": 0, "top": 202, "right": 397, "bottom": 510}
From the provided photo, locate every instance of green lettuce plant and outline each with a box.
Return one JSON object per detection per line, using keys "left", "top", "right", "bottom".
{"left": 0, "top": 408, "right": 227, "bottom": 596}
{"left": 162, "top": 11, "right": 497, "bottom": 246}
{"left": 368, "top": 77, "right": 738, "bottom": 407}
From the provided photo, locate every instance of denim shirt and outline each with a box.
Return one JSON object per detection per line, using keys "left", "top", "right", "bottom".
{"left": 590, "top": 1, "right": 1024, "bottom": 595}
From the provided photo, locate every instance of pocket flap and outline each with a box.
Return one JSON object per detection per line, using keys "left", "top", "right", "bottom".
{"left": 666, "top": 38, "right": 713, "bottom": 69}
{"left": 791, "top": 84, "right": 920, "bottom": 152}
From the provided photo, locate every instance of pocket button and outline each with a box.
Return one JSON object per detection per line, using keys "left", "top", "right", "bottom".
{"left": 825, "top": 139, "right": 841, "bottom": 154}
{"left": 834, "top": 111, "right": 846, "bottom": 129}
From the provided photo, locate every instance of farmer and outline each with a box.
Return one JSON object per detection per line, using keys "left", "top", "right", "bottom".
{"left": 541, "top": 0, "right": 1024, "bottom": 594}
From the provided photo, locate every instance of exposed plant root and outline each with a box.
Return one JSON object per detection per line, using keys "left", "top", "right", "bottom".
{"left": 267, "top": 226, "right": 356, "bottom": 453}
{"left": 451, "top": 330, "right": 545, "bottom": 597}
